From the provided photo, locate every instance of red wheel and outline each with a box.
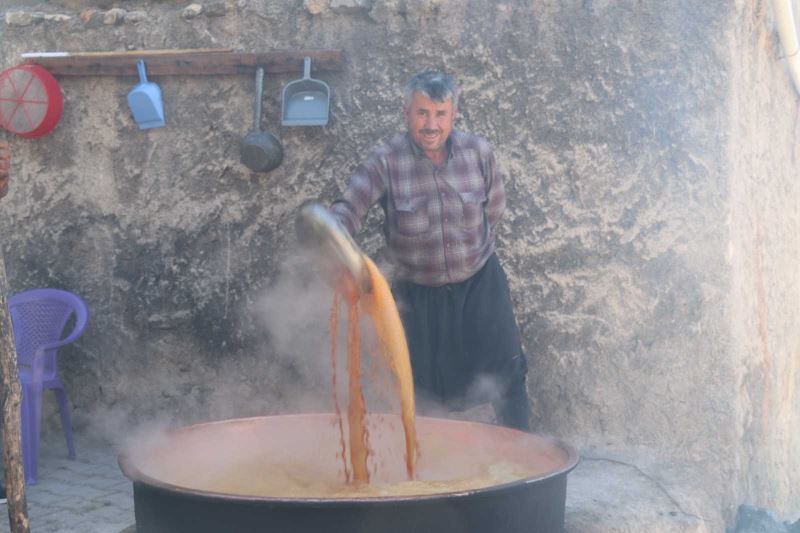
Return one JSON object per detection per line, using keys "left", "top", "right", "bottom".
{"left": 0, "top": 64, "right": 63, "bottom": 138}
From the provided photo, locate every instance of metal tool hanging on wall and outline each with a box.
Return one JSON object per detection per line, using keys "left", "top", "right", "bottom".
{"left": 240, "top": 67, "right": 283, "bottom": 172}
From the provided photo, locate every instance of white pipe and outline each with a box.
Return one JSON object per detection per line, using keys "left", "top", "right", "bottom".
{"left": 772, "top": 0, "right": 800, "bottom": 96}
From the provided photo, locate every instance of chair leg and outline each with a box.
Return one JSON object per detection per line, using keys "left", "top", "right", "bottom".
{"left": 52, "top": 387, "right": 76, "bottom": 459}
{"left": 20, "top": 383, "right": 42, "bottom": 485}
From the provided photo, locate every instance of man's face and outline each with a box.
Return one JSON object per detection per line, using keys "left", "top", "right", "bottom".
{"left": 404, "top": 92, "right": 456, "bottom": 157}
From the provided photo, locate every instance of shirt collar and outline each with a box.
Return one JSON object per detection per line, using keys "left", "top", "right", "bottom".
{"left": 405, "top": 130, "right": 459, "bottom": 162}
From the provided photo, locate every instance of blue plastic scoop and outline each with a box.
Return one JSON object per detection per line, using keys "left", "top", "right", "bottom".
{"left": 127, "top": 60, "right": 165, "bottom": 129}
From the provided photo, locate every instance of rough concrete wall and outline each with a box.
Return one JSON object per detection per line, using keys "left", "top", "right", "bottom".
{"left": 506, "top": 1, "right": 734, "bottom": 527}
{"left": 507, "top": 0, "right": 731, "bottom": 450}
{"left": 0, "top": 0, "right": 797, "bottom": 527}
{"left": 727, "top": 0, "right": 800, "bottom": 517}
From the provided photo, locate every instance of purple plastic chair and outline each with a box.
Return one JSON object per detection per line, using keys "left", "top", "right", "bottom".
{"left": 8, "top": 288, "right": 88, "bottom": 485}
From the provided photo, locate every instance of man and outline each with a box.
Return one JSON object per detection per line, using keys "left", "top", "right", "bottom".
{"left": 0, "top": 139, "right": 9, "bottom": 504}
{"left": 330, "top": 71, "right": 530, "bottom": 430}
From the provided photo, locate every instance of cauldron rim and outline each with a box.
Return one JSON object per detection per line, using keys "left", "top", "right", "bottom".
{"left": 118, "top": 413, "right": 580, "bottom": 505}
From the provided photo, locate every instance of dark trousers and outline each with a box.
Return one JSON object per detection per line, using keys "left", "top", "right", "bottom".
{"left": 393, "top": 254, "right": 530, "bottom": 431}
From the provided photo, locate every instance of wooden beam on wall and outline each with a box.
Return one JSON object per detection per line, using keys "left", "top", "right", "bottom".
{"left": 23, "top": 50, "right": 345, "bottom": 77}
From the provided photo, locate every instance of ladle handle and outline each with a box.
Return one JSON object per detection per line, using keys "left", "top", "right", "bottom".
{"left": 253, "top": 67, "right": 264, "bottom": 132}
{"left": 303, "top": 57, "right": 311, "bottom": 79}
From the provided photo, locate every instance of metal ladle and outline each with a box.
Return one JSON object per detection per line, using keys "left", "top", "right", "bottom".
{"left": 295, "top": 202, "right": 371, "bottom": 294}
{"left": 240, "top": 67, "right": 283, "bottom": 172}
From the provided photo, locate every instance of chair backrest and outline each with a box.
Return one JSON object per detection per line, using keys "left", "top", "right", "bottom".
{"left": 8, "top": 288, "right": 89, "bottom": 379}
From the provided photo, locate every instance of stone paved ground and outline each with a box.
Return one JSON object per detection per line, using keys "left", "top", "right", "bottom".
{"left": 0, "top": 432, "right": 134, "bottom": 533}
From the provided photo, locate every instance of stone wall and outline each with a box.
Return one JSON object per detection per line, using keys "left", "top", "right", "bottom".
{"left": 727, "top": 0, "right": 800, "bottom": 516}
{"left": 1, "top": 0, "right": 798, "bottom": 529}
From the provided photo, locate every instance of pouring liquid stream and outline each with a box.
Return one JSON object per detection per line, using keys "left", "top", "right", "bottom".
{"left": 330, "top": 255, "right": 418, "bottom": 483}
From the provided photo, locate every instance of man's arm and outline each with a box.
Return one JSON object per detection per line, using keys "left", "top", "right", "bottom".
{"left": 330, "top": 155, "right": 388, "bottom": 236}
{"left": 481, "top": 144, "right": 507, "bottom": 229}
{"left": 0, "top": 141, "right": 9, "bottom": 199}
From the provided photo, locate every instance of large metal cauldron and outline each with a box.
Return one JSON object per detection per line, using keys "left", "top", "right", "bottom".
{"left": 119, "top": 414, "right": 578, "bottom": 533}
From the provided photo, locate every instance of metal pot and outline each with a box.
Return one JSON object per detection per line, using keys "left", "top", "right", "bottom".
{"left": 119, "top": 414, "right": 578, "bottom": 533}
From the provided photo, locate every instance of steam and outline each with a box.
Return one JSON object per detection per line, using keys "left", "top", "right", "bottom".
{"left": 250, "top": 248, "right": 506, "bottom": 425}
{"left": 85, "top": 403, "right": 176, "bottom": 457}
{"left": 412, "top": 374, "right": 504, "bottom": 425}
{"left": 77, "top": 245, "right": 500, "bottom": 458}
{"left": 461, "top": 374, "right": 506, "bottom": 424}
{"left": 252, "top": 248, "right": 339, "bottom": 411}
{"left": 252, "top": 249, "right": 411, "bottom": 419}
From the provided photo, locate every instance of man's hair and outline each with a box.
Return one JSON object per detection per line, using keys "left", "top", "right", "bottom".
{"left": 404, "top": 71, "right": 459, "bottom": 109}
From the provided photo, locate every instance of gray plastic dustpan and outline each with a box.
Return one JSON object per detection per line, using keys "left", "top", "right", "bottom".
{"left": 281, "top": 57, "right": 330, "bottom": 126}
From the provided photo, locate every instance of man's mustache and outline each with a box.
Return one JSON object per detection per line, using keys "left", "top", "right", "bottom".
{"left": 419, "top": 130, "right": 441, "bottom": 135}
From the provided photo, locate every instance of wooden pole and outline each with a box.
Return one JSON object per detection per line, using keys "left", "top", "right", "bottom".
{"left": 24, "top": 49, "right": 346, "bottom": 77}
{"left": 0, "top": 139, "right": 30, "bottom": 533}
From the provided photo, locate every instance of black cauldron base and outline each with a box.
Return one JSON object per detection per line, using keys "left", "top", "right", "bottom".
{"left": 120, "top": 414, "right": 578, "bottom": 533}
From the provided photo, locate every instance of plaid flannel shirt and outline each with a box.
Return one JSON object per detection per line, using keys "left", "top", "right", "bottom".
{"left": 330, "top": 130, "right": 506, "bottom": 286}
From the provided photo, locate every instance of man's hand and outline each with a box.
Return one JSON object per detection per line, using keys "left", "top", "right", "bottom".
{"left": 0, "top": 140, "right": 10, "bottom": 199}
